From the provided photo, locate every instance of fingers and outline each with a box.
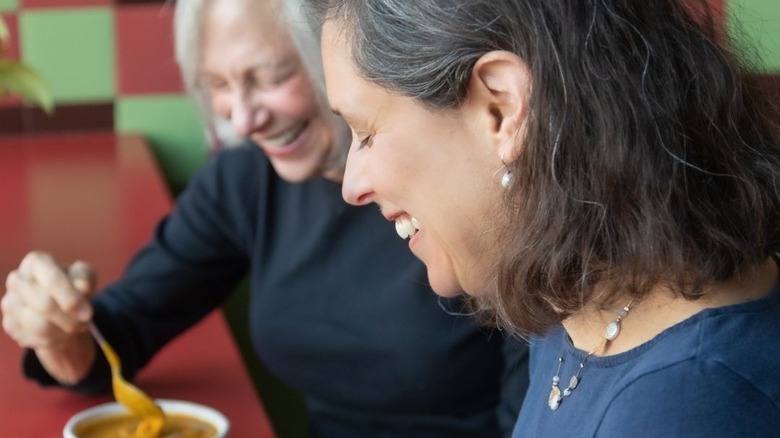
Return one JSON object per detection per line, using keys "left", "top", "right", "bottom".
{"left": 19, "top": 252, "right": 93, "bottom": 322}
{"left": 1, "top": 252, "right": 94, "bottom": 349}
{"left": 1, "top": 290, "right": 75, "bottom": 348}
{"left": 67, "top": 260, "right": 97, "bottom": 297}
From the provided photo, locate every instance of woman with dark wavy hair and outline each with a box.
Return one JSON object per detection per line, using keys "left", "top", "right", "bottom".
{"left": 310, "top": 0, "right": 780, "bottom": 435}
{"left": 2, "top": 0, "right": 530, "bottom": 436}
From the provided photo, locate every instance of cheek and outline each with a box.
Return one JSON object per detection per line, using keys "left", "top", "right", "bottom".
{"left": 210, "top": 92, "right": 232, "bottom": 118}
{"left": 367, "top": 149, "right": 423, "bottom": 202}
{"left": 264, "top": 78, "right": 320, "bottom": 119}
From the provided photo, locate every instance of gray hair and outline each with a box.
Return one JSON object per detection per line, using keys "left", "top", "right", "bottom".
{"left": 174, "top": 0, "right": 349, "bottom": 167}
{"left": 307, "top": 0, "right": 525, "bottom": 110}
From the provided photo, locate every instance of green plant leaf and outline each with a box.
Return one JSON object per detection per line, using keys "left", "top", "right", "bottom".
{"left": 0, "top": 16, "right": 8, "bottom": 58}
{"left": 0, "top": 60, "right": 54, "bottom": 114}
{"left": 0, "top": 16, "right": 8, "bottom": 46}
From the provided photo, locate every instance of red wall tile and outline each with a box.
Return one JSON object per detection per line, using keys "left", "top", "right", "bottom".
{"left": 1, "top": 13, "right": 18, "bottom": 60}
{"left": 705, "top": 0, "right": 726, "bottom": 26}
{"left": 115, "top": 3, "right": 182, "bottom": 95}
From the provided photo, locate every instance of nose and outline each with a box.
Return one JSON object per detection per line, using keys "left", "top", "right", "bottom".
{"left": 228, "top": 91, "right": 271, "bottom": 137}
{"left": 341, "top": 143, "right": 374, "bottom": 206}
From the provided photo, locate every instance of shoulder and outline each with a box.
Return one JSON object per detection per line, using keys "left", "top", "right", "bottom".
{"left": 595, "top": 298, "right": 780, "bottom": 436}
{"left": 169, "top": 141, "right": 274, "bottom": 243}
{"left": 627, "top": 289, "right": 780, "bottom": 401}
{"left": 207, "top": 142, "right": 270, "bottom": 183}
{"left": 599, "top": 350, "right": 780, "bottom": 436}
{"left": 184, "top": 141, "right": 273, "bottom": 201}
{"left": 699, "top": 293, "right": 780, "bottom": 384}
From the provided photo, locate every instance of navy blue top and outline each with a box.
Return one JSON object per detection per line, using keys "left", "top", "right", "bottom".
{"left": 513, "top": 276, "right": 780, "bottom": 437}
{"left": 24, "top": 143, "right": 529, "bottom": 437}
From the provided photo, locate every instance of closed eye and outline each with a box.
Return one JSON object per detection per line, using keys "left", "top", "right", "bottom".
{"left": 358, "top": 135, "right": 372, "bottom": 150}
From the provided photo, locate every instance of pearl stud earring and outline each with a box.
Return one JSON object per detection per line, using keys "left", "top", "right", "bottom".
{"left": 501, "top": 160, "right": 513, "bottom": 189}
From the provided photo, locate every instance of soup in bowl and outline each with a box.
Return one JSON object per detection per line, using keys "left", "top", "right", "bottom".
{"left": 63, "top": 399, "right": 229, "bottom": 438}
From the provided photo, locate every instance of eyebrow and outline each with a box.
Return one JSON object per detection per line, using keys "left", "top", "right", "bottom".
{"left": 330, "top": 108, "right": 342, "bottom": 116}
{"left": 259, "top": 58, "right": 299, "bottom": 69}
{"left": 200, "top": 58, "right": 299, "bottom": 76}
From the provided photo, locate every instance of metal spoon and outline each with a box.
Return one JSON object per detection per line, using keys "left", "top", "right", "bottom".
{"left": 88, "top": 322, "right": 165, "bottom": 436}
{"left": 69, "top": 262, "right": 165, "bottom": 436}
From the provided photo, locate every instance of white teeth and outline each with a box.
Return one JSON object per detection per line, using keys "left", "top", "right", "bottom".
{"left": 395, "top": 219, "right": 414, "bottom": 239}
{"left": 264, "top": 122, "right": 307, "bottom": 147}
{"left": 395, "top": 217, "right": 420, "bottom": 240}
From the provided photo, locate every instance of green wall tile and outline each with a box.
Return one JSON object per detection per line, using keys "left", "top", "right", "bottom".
{"left": 20, "top": 8, "right": 115, "bottom": 102}
{"left": 0, "top": 0, "right": 17, "bottom": 12}
{"left": 729, "top": 0, "right": 780, "bottom": 72}
{"left": 116, "top": 95, "right": 208, "bottom": 193}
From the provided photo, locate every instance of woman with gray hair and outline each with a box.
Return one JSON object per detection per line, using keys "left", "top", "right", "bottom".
{"left": 1, "top": 0, "right": 528, "bottom": 436}
{"left": 311, "top": 0, "right": 780, "bottom": 436}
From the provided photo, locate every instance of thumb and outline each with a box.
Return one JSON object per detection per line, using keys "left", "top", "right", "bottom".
{"left": 67, "top": 260, "right": 97, "bottom": 297}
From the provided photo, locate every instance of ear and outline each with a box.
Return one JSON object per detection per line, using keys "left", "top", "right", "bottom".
{"left": 465, "top": 50, "right": 531, "bottom": 163}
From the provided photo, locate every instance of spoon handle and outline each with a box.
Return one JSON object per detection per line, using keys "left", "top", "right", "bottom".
{"left": 87, "top": 321, "right": 121, "bottom": 373}
{"left": 87, "top": 321, "right": 106, "bottom": 345}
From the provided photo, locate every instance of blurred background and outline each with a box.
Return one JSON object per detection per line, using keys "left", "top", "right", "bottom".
{"left": 0, "top": 1, "right": 775, "bottom": 437}
{"left": 0, "top": 4, "right": 309, "bottom": 435}
{"left": 0, "top": 0, "right": 777, "bottom": 196}
{"left": 0, "top": 0, "right": 203, "bottom": 195}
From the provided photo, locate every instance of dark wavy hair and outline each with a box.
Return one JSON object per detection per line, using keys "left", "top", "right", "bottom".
{"left": 308, "top": 0, "right": 780, "bottom": 334}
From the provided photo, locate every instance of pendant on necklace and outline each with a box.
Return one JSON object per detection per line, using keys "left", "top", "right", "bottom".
{"left": 569, "top": 375, "right": 579, "bottom": 389}
{"left": 548, "top": 385, "right": 562, "bottom": 410}
{"left": 605, "top": 320, "right": 621, "bottom": 341}
{"left": 548, "top": 374, "right": 562, "bottom": 410}
{"left": 547, "top": 300, "right": 633, "bottom": 412}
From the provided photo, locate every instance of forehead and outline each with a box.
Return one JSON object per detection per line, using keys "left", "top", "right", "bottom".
{"left": 321, "top": 22, "right": 346, "bottom": 79}
{"left": 201, "top": 0, "right": 294, "bottom": 64}
{"left": 321, "top": 22, "right": 362, "bottom": 112}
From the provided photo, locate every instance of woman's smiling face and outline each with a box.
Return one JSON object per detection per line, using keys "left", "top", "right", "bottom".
{"left": 321, "top": 22, "right": 511, "bottom": 297}
{"left": 199, "top": 0, "right": 336, "bottom": 182}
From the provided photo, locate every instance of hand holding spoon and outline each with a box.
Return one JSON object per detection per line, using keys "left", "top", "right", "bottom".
{"left": 70, "top": 263, "right": 165, "bottom": 437}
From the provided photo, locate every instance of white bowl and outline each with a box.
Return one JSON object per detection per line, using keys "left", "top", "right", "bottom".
{"left": 63, "top": 399, "right": 230, "bottom": 438}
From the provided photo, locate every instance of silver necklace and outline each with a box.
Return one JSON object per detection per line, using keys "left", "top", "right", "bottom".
{"left": 547, "top": 301, "right": 633, "bottom": 411}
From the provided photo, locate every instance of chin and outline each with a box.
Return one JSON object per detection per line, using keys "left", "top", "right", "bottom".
{"left": 427, "top": 273, "right": 467, "bottom": 298}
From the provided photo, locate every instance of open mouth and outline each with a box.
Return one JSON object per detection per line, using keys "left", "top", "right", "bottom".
{"left": 262, "top": 121, "right": 309, "bottom": 149}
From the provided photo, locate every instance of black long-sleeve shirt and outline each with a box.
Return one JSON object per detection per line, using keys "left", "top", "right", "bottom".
{"left": 25, "top": 142, "right": 529, "bottom": 437}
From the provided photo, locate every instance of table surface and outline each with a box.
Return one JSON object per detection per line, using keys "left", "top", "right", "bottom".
{"left": 0, "top": 131, "right": 276, "bottom": 438}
